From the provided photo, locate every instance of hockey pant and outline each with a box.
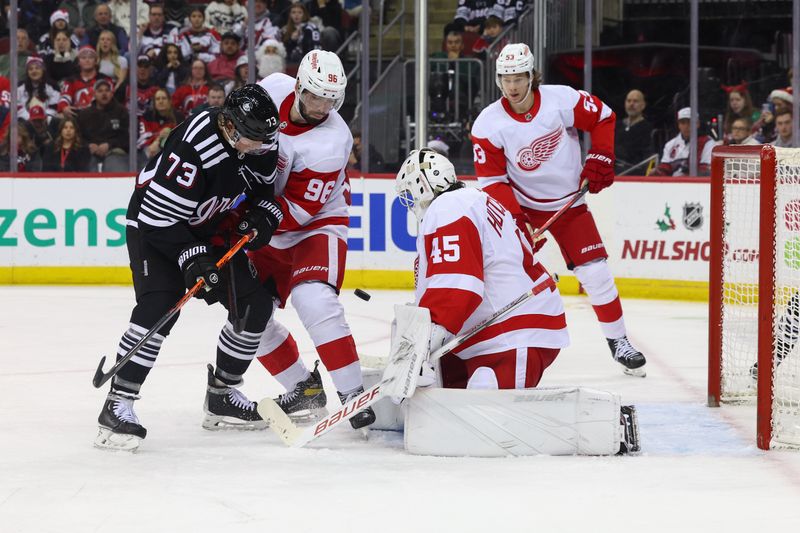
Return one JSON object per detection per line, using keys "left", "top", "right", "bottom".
{"left": 439, "top": 347, "right": 560, "bottom": 390}
{"left": 111, "top": 228, "right": 273, "bottom": 396}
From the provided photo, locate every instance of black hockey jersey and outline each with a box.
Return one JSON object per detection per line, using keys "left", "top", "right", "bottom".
{"left": 128, "top": 108, "right": 278, "bottom": 261}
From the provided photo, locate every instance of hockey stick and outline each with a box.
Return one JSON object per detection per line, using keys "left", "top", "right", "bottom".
{"left": 258, "top": 185, "right": 589, "bottom": 447}
{"left": 91, "top": 233, "right": 253, "bottom": 388}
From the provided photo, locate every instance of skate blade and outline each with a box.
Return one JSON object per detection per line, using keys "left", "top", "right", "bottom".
{"left": 202, "top": 414, "right": 269, "bottom": 431}
{"left": 622, "top": 366, "right": 646, "bottom": 378}
{"left": 94, "top": 427, "right": 142, "bottom": 452}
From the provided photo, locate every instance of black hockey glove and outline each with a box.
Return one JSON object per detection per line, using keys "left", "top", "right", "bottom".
{"left": 236, "top": 198, "right": 284, "bottom": 250}
{"left": 178, "top": 243, "right": 223, "bottom": 302}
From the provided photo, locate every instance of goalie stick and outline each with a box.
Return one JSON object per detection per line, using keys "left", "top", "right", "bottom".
{"left": 91, "top": 232, "right": 253, "bottom": 388}
{"left": 257, "top": 183, "right": 590, "bottom": 447}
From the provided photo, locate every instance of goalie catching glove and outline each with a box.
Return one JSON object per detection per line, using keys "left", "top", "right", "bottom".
{"left": 236, "top": 198, "right": 283, "bottom": 250}
{"left": 178, "top": 243, "right": 223, "bottom": 302}
{"left": 580, "top": 150, "right": 615, "bottom": 194}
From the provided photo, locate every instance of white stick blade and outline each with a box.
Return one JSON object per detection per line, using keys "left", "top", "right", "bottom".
{"left": 257, "top": 398, "right": 302, "bottom": 447}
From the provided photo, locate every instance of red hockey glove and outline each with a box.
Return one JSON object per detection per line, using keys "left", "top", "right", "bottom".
{"left": 581, "top": 150, "right": 615, "bottom": 194}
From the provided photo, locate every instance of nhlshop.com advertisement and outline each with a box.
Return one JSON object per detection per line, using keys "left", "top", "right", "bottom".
{"left": 0, "top": 175, "right": 710, "bottom": 299}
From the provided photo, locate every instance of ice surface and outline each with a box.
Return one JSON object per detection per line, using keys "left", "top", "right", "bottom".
{"left": 2, "top": 287, "right": 800, "bottom": 532}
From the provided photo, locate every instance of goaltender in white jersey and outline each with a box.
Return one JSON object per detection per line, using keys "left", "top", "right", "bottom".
{"left": 393, "top": 148, "right": 639, "bottom": 456}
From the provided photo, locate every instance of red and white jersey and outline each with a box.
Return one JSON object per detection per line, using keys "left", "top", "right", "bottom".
{"left": 471, "top": 85, "right": 615, "bottom": 213}
{"left": 257, "top": 73, "right": 353, "bottom": 249}
{"left": 415, "top": 187, "right": 569, "bottom": 359}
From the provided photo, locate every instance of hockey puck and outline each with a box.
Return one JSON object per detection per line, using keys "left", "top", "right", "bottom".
{"left": 354, "top": 289, "right": 371, "bottom": 301}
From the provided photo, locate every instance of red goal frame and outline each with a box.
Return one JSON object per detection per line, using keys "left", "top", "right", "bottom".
{"left": 708, "top": 144, "right": 778, "bottom": 450}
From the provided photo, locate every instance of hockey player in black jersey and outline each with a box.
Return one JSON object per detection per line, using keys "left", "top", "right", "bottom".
{"left": 95, "top": 85, "right": 284, "bottom": 451}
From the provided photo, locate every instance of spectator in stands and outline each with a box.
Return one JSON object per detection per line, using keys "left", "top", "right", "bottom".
{"left": 20, "top": 0, "right": 56, "bottom": 43}
{"left": 266, "top": 0, "right": 293, "bottom": 27}
{"left": 225, "top": 55, "right": 249, "bottom": 95}
{"left": 45, "top": 29, "right": 79, "bottom": 84}
{"left": 305, "top": 0, "right": 344, "bottom": 52}
{"left": 17, "top": 56, "right": 60, "bottom": 120}
{"left": 162, "top": 0, "right": 187, "bottom": 32}
{"left": 81, "top": 3, "right": 128, "bottom": 52}
{"left": 726, "top": 117, "right": 759, "bottom": 145}
{"left": 430, "top": 30, "right": 481, "bottom": 122}
{"left": 614, "top": 89, "right": 654, "bottom": 173}
{"left": 108, "top": 0, "right": 149, "bottom": 32}
{"left": 257, "top": 38, "right": 286, "bottom": 78}
{"left": 177, "top": 8, "right": 222, "bottom": 65}
{"left": 188, "top": 82, "right": 225, "bottom": 117}
{"left": 205, "top": 0, "right": 247, "bottom": 37}
{"left": 282, "top": 2, "right": 322, "bottom": 64}
{"left": 37, "top": 9, "right": 80, "bottom": 60}
{"left": 208, "top": 32, "right": 243, "bottom": 83}
{"left": 348, "top": 128, "right": 385, "bottom": 172}
{"left": 139, "top": 3, "right": 174, "bottom": 60}
{"left": 453, "top": 0, "right": 493, "bottom": 33}
{"left": 77, "top": 78, "right": 129, "bottom": 172}
{"left": 493, "top": 0, "right": 529, "bottom": 25}
{"left": 96, "top": 30, "right": 128, "bottom": 91}
{"left": 772, "top": 110, "right": 794, "bottom": 148}
{"left": 650, "top": 107, "right": 713, "bottom": 177}
{"left": 58, "top": 45, "right": 113, "bottom": 119}
{"left": 756, "top": 87, "right": 793, "bottom": 143}
{"left": 26, "top": 104, "right": 59, "bottom": 157}
{"left": 0, "top": 119, "right": 41, "bottom": 171}
{"left": 721, "top": 84, "right": 759, "bottom": 143}
{"left": 252, "top": 0, "right": 279, "bottom": 50}
{"left": 153, "top": 43, "right": 188, "bottom": 95}
{"left": 471, "top": 15, "right": 504, "bottom": 58}
{"left": 0, "top": 29, "right": 34, "bottom": 77}
{"left": 41, "top": 116, "right": 90, "bottom": 171}
{"left": 115, "top": 54, "right": 159, "bottom": 115}
{"left": 137, "top": 87, "right": 183, "bottom": 164}
{"left": 57, "top": 0, "right": 98, "bottom": 40}
{"left": 171, "top": 59, "right": 210, "bottom": 115}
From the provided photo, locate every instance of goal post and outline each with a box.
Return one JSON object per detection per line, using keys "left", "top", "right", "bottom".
{"left": 708, "top": 144, "right": 800, "bottom": 450}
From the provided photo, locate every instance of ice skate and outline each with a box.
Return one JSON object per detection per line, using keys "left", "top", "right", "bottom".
{"left": 203, "top": 364, "right": 268, "bottom": 430}
{"left": 608, "top": 336, "right": 647, "bottom": 377}
{"left": 95, "top": 392, "right": 146, "bottom": 452}
{"left": 275, "top": 361, "right": 328, "bottom": 423}
{"left": 618, "top": 405, "right": 641, "bottom": 454}
{"left": 338, "top": 386, "right": 376, "bottom": 431}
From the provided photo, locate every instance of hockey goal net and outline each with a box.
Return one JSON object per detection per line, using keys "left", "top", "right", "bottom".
{"left": 709, "top": 144, "right": 800, "bottom": 449}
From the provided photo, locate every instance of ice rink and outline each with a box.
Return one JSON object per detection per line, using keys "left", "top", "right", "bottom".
{"left": 2, "top": 286, "right": 800, "bottom": 532}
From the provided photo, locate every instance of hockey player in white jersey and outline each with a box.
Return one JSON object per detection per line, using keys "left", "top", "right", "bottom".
{"left": 248, "top": 51, "right": 375, "bottom": 429}
{"left": 393, "top": 149, "right": 640, "bottom": 457}
{"left": 397, "top": 148, "right": 569, "bottom": 389}
{"left": 471, "top": 42, "right": 646, "bottom": 377}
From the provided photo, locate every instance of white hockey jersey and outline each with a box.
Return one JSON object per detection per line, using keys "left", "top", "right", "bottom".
{"left": 415, "top": 187, "right": 569, "bottom": 359}
{"left": 257, "top": 73, "right": 353, "bottom": 249}
{"left": 471, "top": 85, "right": 615, "bottom": 213}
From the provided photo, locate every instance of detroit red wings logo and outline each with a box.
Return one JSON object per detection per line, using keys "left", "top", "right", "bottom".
{"left": 516, "top": 126, "right": 563, "bottom": 171}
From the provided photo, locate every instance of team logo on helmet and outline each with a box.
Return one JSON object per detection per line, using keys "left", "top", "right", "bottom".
{"left": 516, "top": 126, "right": 563, "bottom": 172}
{"left": 242, "top": 102, "right": 252, "bottom": 112}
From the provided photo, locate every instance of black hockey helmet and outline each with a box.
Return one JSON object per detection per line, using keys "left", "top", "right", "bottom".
{"left": 221, "top": 84, "right": 280, "bottom": 145}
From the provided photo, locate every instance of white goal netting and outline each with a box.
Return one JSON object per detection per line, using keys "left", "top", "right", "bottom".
{"left": 719, "top": 147, "right": 800, "bottom": 448}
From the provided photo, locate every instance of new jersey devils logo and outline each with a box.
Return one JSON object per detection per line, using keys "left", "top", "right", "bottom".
{"left": 516, "top": 126, "right": 563, "bottom": 171}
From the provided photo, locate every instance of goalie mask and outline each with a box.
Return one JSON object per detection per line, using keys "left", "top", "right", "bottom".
{"left": 220, "top": 84, "right": 280, "bottom": 155}
{"left": 295, "top": 50, "right": 347, "bottom": 124}
{"left": 396, "top": 149, "right": 459, "bottom": 221}
{"left": 495, "top": 43, "right": 536, "bottom": 101}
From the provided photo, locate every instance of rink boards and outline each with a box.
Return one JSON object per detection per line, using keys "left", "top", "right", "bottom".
{"left": 0, "top": 174, "right": 710, "bottom": 300}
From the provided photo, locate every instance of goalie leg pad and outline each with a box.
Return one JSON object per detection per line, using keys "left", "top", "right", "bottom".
{"left": 380, "top": 305, "right": 432, "bottom": 402}
{"left": 404, "top": 387, "right": 624, "bottom": 457}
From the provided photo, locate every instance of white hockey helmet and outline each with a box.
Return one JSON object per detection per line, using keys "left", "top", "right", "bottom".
{"left": 296, "top": 50, "right": 347, "bottom": 112}
{"left": 495, "top": 43, "right": 535, "bottom": 95}
{"left": 396, "top": 149, "right": 459, "bottom": 221}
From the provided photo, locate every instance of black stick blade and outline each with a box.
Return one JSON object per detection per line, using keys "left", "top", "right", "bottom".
{"left": 92, "top": 356, "right": 108, "bottom": 388}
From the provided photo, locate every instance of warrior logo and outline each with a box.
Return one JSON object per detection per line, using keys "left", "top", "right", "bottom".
{"left": 516, "top": 125, "right": 563, "bottom": 171}
{"left": 682, "top": 202, "right": 703, "bottom": 231}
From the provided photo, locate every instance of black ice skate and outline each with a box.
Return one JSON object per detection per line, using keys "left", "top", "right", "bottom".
{"left": 203, "top": 364, "right": 268, "bottom": 430}
{"left": 608, "top": 336, "right": 647, "bottom": 377}
{"left": 618, "top": 405, "right": 641, "bottom": 454}
{"left": 275, "top": 361, "right": 328, "bottom": 423}
{"left": 95, "top": 392, "right": 147, "bottom": 452}
{"left": 338, "top": 386, "right": 376, "bottom": 430}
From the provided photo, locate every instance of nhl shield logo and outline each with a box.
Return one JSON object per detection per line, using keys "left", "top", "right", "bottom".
{"left": 682, "top": 202, "right": 703, "bottom": 231}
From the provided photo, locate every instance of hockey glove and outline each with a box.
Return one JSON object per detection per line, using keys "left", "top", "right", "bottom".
{"left": 236, "top": 198, "right": 284, "bottom": 250}
{"left": 580, "top": 150, "right": 615, "bottom": 194}
{"left": 178, "top": 243, "right": 223, "bottom": 302}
